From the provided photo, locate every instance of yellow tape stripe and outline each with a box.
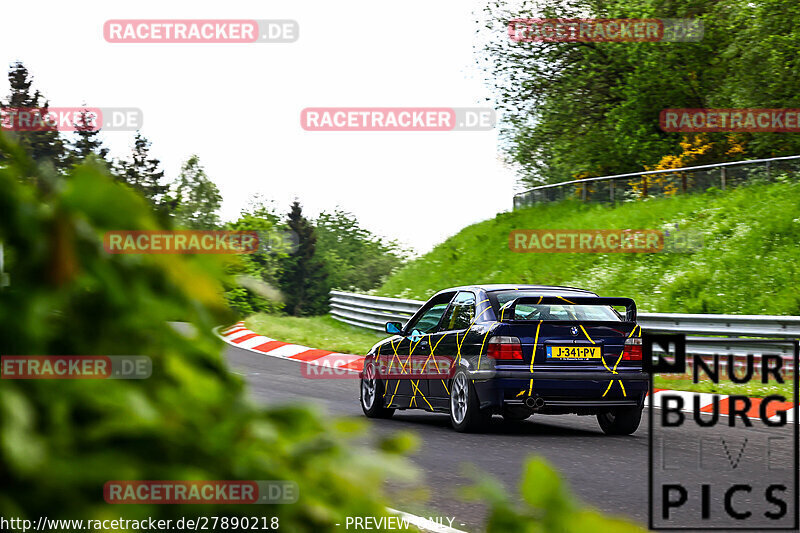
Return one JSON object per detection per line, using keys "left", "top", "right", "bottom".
{"left": 527, "top": 320, "right": 543, "bottom": 396}
{"left": 618, "top": 380, "right": 626, "bottom": 397}
{"left": 384, "top": 339, "right": 403, "bottom": 396}
{"left": 477, "top": 328, "right": 493, "bottom": 368}
{"left": 409, "top": 380, "right": 433, "bottom": 410}
{"left": 602, "top": 380, "right": 614, "bottom": 397}
{"left": 579, "top": 325, "right": 595, "bottom": 344}
{"left": 425, "top": 333, "right": 451, "bottom": 395}
{"left": 601, "top": 355, "right": 617, "bottom": 374}
{"left": 405, "top": 336, "right": 427, "bottom": 407}
{"left": 454, "top": 299, "right": 493, "bottom": 361}
{"left": 612, "top": 352, "right": 624, "bottom": 373}
{"left": 558, "top": 296, "right": 576, "bottom": 304}
{"left": 627, "top": 324, "right": 641, "bottom": 338}
{"left": 531, "top": 320, "right": 543, "bottom": 374}
{"left": 389, "top": 380, "right": 400, "bottom": 405}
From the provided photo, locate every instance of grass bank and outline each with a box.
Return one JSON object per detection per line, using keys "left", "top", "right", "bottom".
{"left": 244, "top": 313, "right": 384, "bottom": 354}
{"left": 378, "top": 181, "right": 800, "bottom": 315}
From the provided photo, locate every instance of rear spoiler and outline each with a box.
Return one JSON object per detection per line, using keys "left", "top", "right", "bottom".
{"left": 500, "top": 296, "right": 637, "bottom": 322}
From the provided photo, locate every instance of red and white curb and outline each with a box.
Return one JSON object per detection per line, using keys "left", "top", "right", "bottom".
{"left": 218, "top": 322, "right": 796, "bottom": 421}
{"left": 217, "top": 321, "right": 364, "bottom": 373}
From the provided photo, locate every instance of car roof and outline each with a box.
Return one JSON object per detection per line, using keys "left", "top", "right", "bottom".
{"left": 436, "top": 284, "right": 599, "bottom": 296}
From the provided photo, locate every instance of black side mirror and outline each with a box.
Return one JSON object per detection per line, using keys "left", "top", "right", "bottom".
{"left": 385, "top": 322, "right": 403, "bottom": 335}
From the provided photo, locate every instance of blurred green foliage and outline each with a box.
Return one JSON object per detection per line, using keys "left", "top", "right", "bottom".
{"left": 0, "top": 133, "right": 413, "bottom": 529}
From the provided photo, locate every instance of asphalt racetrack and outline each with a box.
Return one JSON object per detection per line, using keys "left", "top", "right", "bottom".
{"left": 224, "top": 342, "right": 796, "bottom": 530}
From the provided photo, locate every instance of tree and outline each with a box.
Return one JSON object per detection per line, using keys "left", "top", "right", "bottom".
{"left": 70, "top": 107, "right": 109, "bottom": 164}
{"left": 173, "top": 155, "right": 222, "bottom": 229}
{"left": 118, "top": 132, "right": 169, "bottom": 209}
{"left": 278, "top": 201, "right": 331, "bottom": 316}
{"left": 0, "top": 62, "right": 68, "bottom": 172}
{"left": 315, "top": 209, "right": 406, "bottom": 291}
{"left": 481, "top": 0, "right": 800, "bottom": 186}
{"left": 225, "top": 198, "right": 287, "bottom": 315}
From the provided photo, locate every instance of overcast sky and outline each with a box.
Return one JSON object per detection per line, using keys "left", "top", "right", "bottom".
{"left": 1, "top": 0, "right": 520, "bottom": 254}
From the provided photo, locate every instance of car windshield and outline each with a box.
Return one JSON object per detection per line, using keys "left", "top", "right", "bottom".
{"left": 491, "top": 291, "right": 621, "bottom": 321}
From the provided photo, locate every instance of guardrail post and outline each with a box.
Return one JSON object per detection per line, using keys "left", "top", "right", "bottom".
{"left": 609, "top": 180, "right": 615, "bottom": 202}
{"left": 681, "top": 173, "right": 687, "bottom": 193}
{"left": 642, "top": 175, "right": 648, "bottom": 198}
{"left": 581, "top": 183, "right": 588, "bottom": 202}
{"left": 720, "top": 167, "right": 727, "bottom": 190}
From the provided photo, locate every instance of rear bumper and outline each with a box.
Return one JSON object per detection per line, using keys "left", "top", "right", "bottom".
{"left": 492, "top": 370, "right": 648, "bottom": 381}
{"left": 472, "top": 370, "right": 649, "bottom": 411}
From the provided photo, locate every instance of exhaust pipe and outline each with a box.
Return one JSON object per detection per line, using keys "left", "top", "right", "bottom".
{"left": 524, "top": 397, "right": 535, "bottom": 408}
{"left": 524, "top": 397, "right": 546, "bottom": 409}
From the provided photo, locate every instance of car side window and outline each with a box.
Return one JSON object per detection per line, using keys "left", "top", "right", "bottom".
{"left": 439, "top": 291, "right": 476, "bottom": 331}
{"left": 405, "top": 293, "right": 455, "bottom": 334}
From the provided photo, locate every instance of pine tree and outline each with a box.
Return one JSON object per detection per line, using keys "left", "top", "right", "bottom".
{"left": 70, "top": 107, "right": 109, "bottom": 163}
{"left": 1, "top": 62, "right": 68, "bottom": 171}
{"left": 118, "top": 132, "right": 169, "bottom": 208}
{"left": 278, "top": 201, "right": 331, "bottom": 316}
{"left": 173, "top": 155, "right": 222, "bottom": 229}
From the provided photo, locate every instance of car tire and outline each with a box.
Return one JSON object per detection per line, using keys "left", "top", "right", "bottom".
{"left": 449, "top": 369, "right": 491, "bottom": 432}
{"left": 597, "top": 406, "right": 642, "bottom": 435}
{"left": 360, "top": 361, "right": 395, "bottom": 419}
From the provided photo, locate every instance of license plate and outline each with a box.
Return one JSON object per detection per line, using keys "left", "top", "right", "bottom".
{"left": 547, "top": 346, "right": 601, "bottom": 360}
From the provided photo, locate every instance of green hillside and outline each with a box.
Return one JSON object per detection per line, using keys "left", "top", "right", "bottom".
{"left": 378, "top": 181, "right": 800, "bottom": 315}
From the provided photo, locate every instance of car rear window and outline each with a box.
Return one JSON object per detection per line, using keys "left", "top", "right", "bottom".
{"left": 490, "top": 291, "right": 621, "bottom": 321}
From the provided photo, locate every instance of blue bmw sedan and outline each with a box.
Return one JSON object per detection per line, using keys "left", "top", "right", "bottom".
{"left": 359, "top": 285, "right": 648, "bottom": 434}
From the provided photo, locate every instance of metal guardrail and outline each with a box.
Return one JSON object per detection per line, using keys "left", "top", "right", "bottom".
{"left": 329, "top": 291, "right": 798, "bottom": 371}
{"left": 513, "top": 154, "right": 800, "bottom": 209}
{"left": 329, "top": 291, "right": 422, "bottom": 331}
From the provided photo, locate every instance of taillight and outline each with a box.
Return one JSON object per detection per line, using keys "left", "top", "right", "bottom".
{"left": 487, "top": 336, "right": 524, "bottom": 360}
{"left": 622, "top": 336, "right": 642, "bottom": 361}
